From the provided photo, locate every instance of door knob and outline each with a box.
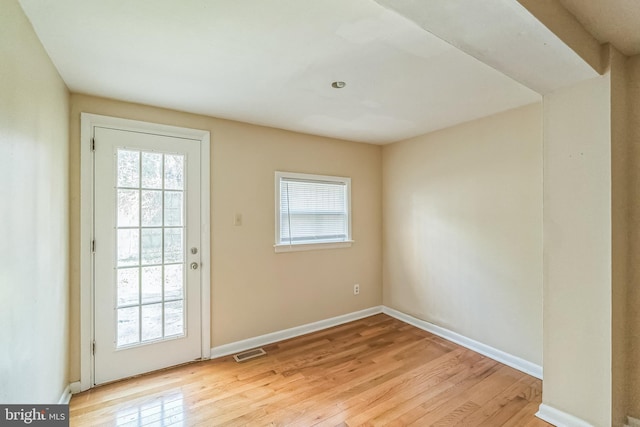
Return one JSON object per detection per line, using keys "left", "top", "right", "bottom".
{"left": 190, "top": 262, "right": 199, "bottom": 270}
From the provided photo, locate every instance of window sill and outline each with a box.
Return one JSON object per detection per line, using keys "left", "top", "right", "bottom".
{"left": 274, "top": 240, "right": 354, "bottom": 253}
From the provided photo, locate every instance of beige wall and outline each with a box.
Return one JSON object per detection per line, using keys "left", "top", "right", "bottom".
{"left": 628, "top": 53, "right": 640, "bottom": 419}
{"left": 610, "top": 46, "right": 630, "bottom": 427}
{"left": 0, "top": 0, "right": 70, "bottom": 403}
{"left": 542, "top": 75, "right": 612, "bottom": 426}
{"left": 516, "top": 0, "right": 605, "bottom": 74}
{"left": 68, "top": 94, "right": 383, "bottom": 381}
{"left": 382, "top": 103, "right": 543, "bottom": 365}
{"left": 516, "top": 3, "right": 634, "bottom": 421}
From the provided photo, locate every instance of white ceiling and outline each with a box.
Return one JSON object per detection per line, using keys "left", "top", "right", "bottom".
{"left": 18, "top": 0, "right": 602, "bottom": 144}
{"left": 558, "top": 0, "right": 640, "bottom": 57}
{"left": 375, "top": 0, "right": 598, "bottom": 94}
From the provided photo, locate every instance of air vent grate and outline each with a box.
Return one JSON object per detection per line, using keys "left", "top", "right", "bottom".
{"left": 233, "top": 348, "right": 267, "bottom": 363}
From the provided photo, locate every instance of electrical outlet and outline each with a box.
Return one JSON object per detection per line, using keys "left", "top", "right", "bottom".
{"left": 354, "top": 284, "right": 360, "bottom": 295}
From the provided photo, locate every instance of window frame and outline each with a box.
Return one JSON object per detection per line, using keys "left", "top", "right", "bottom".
{"left": 274, "top": 171, "right": 353, "bottom": 253}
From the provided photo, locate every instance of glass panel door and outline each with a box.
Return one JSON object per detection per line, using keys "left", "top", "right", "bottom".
{"left": 93, "top": 126, "right": 201, "bottom": 385}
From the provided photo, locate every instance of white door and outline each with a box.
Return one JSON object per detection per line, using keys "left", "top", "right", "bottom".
{"left": 93, "top": 126, "right": 202, "bottom": 385}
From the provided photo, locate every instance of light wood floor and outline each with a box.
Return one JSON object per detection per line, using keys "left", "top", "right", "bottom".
{"left": 70, "top": 314, "right": 551, "bottom": 426}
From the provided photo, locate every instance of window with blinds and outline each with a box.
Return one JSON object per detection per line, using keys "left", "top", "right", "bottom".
{"left": 275, "top": 171, "right": 352, "bottom": 252}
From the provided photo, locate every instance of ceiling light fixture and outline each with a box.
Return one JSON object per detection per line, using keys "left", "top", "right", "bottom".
{"left": 331, "top": 81, "right": 346, "bottom": 89}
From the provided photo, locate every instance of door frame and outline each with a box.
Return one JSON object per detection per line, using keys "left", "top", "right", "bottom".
{"left": 79, "top": 113, "right": 211, "bottom": 391}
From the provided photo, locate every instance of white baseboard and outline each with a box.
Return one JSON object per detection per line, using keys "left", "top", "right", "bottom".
{"left": 58, "top": 381, "right": 82, "bottom": 404}
{"left": 210, "top": 306, "right": 383, "bottom": 358}
{"left": 382, "top": 306, "right": 543, "bottom": 379}
{"left": 69, "top": 381, "right": 81, "bottom": 395}
{"left": 211, "top": 305, "right": 543, "bottom": 382}
{"left": 535, "top": 403, "right": 593, "bottom": 427}
{"left": 627, "top": 416, "right": 640, "bottom": 427}
{"left": 57, "top": 384, "right": 72, "bottom": 404}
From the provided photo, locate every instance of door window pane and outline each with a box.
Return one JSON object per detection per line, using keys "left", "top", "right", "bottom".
{"left": 117, "top": 189, "right": 140, "bottom": 227}
{"left": 164, "top": 229, "right": 183, "bottom": 263}
{"left": 141, "top": 152, "right": 163, "bottom": 189}
{"left": 141, "top": 304, "right": 163, "bottom": 341}
{"left": 164, "top": 155, "right": 184, "bottom": 190}
{"left": 164, "top": 191, "right": 183, "bottom": 226}
{"left": 117, "top": 150, "right": 140, "bottom": 188}
{"left": 117, "top": 229, "right": 140, "bottom": 267}
{"left": 164, "top": 264, "right": 183, "bottom": 300}
{"left": 117, "top": 307, "right": 140, "bottom": 346}
{"left": 141, "top": 190, "right": 162, "bottom": 226}
{"left": 141, "top": 228, "right": 162, "bottom": 265}
{"left": 117, "top": 268, "right": 139, "bottom": 306}
{"left": 141, "top": 266, "right": 162, "bottom": 304}
{"left": 164, "top": 301, "right": 183, "bottom": 337}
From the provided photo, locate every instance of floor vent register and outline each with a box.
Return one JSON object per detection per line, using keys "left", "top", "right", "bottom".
{"left": 233, "top": 348, "right": 267, "bottom": 362}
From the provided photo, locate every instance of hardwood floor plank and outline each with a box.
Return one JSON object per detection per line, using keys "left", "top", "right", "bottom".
{"left": 317, "top": 350, "right": 489, "bottom": 427}
{"left": 456, "top": 376, "right": 539, "bottom": 426}
{"left": 303, "top": 348, "right": 470, "bottom": 426}
{"left": 70, "top": 314, "right": 549, "bottom": 426}
{"left": 380, "top": 363, "right": 509, "bottom": 426}
{"left": 500, "top": 397, "right": 546, "bottom": 427}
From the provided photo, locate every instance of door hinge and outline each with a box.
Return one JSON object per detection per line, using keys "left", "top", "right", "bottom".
{"left": 92, "top": 341, "right": 96, "bottom": 355}
{"left": 91, "top": 240, "right": 96, "bottom": 253}
{"left": 91, "top": 138, "right": 95, "bottom": 151}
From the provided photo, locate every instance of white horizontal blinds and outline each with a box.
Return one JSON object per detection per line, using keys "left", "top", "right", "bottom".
{"left": 280, "top": 177, "right": 348, "bottom": 244}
